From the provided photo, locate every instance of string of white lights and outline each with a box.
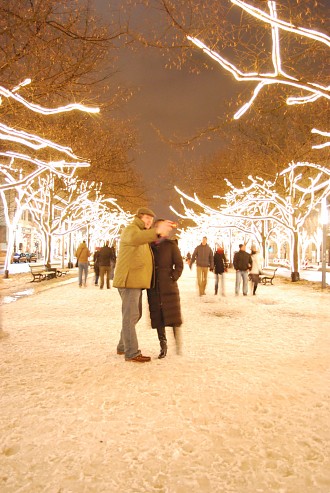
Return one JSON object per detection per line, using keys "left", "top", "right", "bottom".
{"left": 187, "top": 0, "right": 329, "bottom": 148}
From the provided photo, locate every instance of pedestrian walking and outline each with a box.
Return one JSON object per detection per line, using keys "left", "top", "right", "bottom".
{"left": 113, "top": 207, "right": 174, "bottom": 363}
{"left": 99, "top": 241, "right": 116, "bottom": 289}
{"left": 75, "top": 240, "right": 91, "bottom": 288}
{"left": 233, "top": 244, "right": 252, "bottom": 296}
{"left": 110, "top": 243, "right": 116, "bottom": 282}
{"left": 249, "top": 247, "right": 264, "bottom": 295}
{"left": 190, "top": 236, "right": 214, "bottom": 296}
{"left": 147, "top": 223, "right": 183, "bottom": 358}
{"left": 93, "top": 248, "right": 100, "bottom": 286}
{"left": 214, "top": 246, "right": 227, "bottom": 296}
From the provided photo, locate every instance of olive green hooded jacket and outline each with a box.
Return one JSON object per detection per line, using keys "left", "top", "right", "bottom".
{"left": 113, "top": 217, "right": 158, "bottom": 289}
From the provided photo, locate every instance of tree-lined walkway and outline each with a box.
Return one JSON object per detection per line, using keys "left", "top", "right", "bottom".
{"left": 1, "top": 267, "right": 329, "bottom": 492}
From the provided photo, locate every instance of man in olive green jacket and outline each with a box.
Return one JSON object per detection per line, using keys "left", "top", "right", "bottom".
{"left": 113, "top": 208, "right": 173, "bottom": 363}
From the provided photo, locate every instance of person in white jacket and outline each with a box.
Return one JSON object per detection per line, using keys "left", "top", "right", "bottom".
{"left": 249, "top": 247, "right": 264, "bottom": 295}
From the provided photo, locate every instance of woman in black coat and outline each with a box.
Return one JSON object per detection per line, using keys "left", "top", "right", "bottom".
{"left": 213, "top": 247, "right": 227, "bottom": 296}
{"left": 147, "top": 229, "right": 183, "bottom": 358}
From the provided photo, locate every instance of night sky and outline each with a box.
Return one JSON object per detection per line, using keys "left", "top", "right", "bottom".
{"left": 94, "top": 1, "right": 238, "bottom": 218}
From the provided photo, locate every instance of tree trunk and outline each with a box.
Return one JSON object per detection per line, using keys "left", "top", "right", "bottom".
{"left": 291, "top": 230, "right": 300, "bottom": 282}
{"left": 43, "top": 232, "right": 52, "bottom": 268}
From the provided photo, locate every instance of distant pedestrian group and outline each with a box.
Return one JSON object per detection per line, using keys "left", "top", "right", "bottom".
{"left": 233, "top": 243, "right": 263, "bottom": 296}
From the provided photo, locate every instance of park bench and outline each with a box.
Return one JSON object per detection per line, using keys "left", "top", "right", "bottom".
{"left": 50, "top": 264, "right": 70, "bottom": 277}
{"left": 260, "top": 267, "right": 278, "bottom": 285}
{"left": 30, "top": 265, "right": 56, "bottom": 282}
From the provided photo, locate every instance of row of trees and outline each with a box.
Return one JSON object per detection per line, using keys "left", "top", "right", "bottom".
{"left": 0, "top": 0, "right": 157, "bottom": 291}
{"left": 172, "top": 162, "right": 329, "bottom": 275}
{"left": 0, "top": 0, "right": 149, "bottom": 237}
{"left": 0, "top": 82, "right": 131, "bottom": 273}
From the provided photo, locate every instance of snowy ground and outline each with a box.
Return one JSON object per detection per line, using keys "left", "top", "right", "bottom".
{"left": 0, "top": 266, "right": 329, "bottom": 493}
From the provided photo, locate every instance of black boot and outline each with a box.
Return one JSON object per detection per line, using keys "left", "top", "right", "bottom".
{"left": 157, "top": 327, "right": 167, "bottom": 359}
{"left": 253, "top": 283, "right": 257, "bottom": 295}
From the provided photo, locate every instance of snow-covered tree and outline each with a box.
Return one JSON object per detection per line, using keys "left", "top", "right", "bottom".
{"left": 172, "top": 162, "right": 330, "bottom": 277}
{"left": 0, "top": 81, "right": 99, "bottom": 275}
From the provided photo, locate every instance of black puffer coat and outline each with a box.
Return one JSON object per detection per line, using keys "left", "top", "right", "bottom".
{"left": 147, "top": 239, "right": 183, "bottom": 329}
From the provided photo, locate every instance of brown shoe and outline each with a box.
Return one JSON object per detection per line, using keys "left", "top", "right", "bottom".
{"left": 126, "top": 354, "right": 151, "bottom": 363}
{"left": 117, "top": 350, "right": 125, "bottom": 355}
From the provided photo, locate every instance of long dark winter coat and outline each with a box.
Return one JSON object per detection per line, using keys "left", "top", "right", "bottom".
{"left": 147, "top": 239, "right": 183, "bottom": 329}
{"left": 214, "top": 250, "right": 227, "bottom": 274}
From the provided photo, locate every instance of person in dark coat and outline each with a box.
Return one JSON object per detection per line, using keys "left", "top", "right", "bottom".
{"left": 147, "top": 223, "right": 183, "bottom": 358}
{"left": 93, "top": 248, "right": 100, "bottom": 286}
{"left": 98, "top": 240, "right": 116, "bottom": 289}
{"left": 190, "top": 237, "right": 214, "bottom": 296}
{"left": 233, "top": 243, "right": 252, "bottom": 296}
{"left": 213, "top": 246, "right": 227, "bottom": 296}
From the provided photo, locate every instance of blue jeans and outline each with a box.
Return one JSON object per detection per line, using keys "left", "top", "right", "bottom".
{"left": 235, "top": 270, "right": 248, "bottom": 295}
{"left": 117, "top": 288, "right": 142, "bottom": 359}
{"left": 215, "top": 273, "right": 225, "bottom": 295}
{"left": 78, "top": 262, "right": 88, "bottom": 286}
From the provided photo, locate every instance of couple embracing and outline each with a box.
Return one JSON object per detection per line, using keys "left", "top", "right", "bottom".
{"left": 113, "top": 207, "right": 183, "bottom": 363}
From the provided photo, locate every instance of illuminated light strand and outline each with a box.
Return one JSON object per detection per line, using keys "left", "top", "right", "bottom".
{"left": 187, "top": 36, "right": 329, "bottom": 112}
{"left": 187, "top": 1, "right": 329, "bottom": 146}
{"left": 279, "top": 162, "right": 330, "bottom": 194}
{"left": 0, "top": 152, "right": 89, "bottom": 191}
{"left": 1, "top": 79, "right": 98, "bottom": 193}
{"left": 187, "top": 35, "right": 329, "bottom": 119}
{"left": 232, "top": 0, "right": 330, "bottom": 47}
{"left": 311, "top": 129, "right": 330, "bottom": 149}
{"left": 0, "top": 123, "right": 83, "bottom": 160}
{"left": 0, "top": 82, "right": 100, "bottom": 115}
{"left": 12, "top": 79, "right": 32, "bottom": 93}
{"left": 286, "top": 93, "right": 323, "bottom": 105}
{"left": 1, "top": 151, "right": 89, "bottom": 170}
{"left": 268, "top": 1, "right": 296, "bottom": 82}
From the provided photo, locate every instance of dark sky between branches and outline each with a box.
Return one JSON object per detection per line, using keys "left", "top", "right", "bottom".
{"left": 94, "top": 0, "right": 238, "bottom": 218}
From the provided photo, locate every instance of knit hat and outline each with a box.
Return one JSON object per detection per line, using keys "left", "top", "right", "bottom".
{"left": 136, "top": 207, "right": 156, "bottom": 217}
